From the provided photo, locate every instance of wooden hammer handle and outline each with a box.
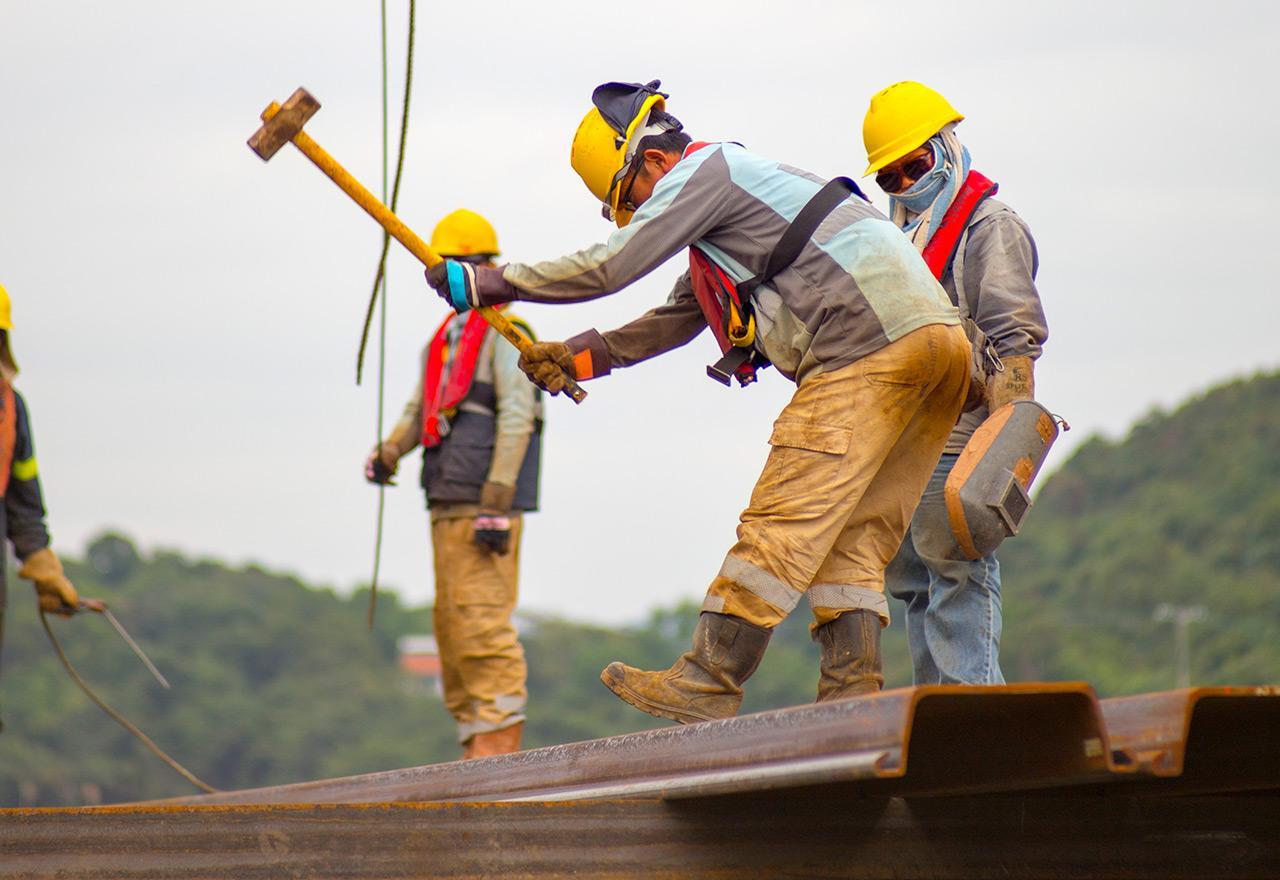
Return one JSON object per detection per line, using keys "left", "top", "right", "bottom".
{"left": 263, "top": 103, "right": 587, "bottom": 404}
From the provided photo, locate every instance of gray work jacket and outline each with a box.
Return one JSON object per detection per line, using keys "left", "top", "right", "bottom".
{"left": 941, "top": 197, "right": 1047, "bottom": 453}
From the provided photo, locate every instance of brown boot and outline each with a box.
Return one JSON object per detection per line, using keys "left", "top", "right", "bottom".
{"left": 814, "top": 609, "right": 884, "bottom": 702}
{"left": 463, "top": 722, "right": 523, "bottom": 759}
{"left": 600, "top": 612, "right": 772, "bottom": 724}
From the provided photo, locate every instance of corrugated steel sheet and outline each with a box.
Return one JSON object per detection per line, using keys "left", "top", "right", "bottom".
{"left": 4, "top": 685, "right": 1278, "bottom": 878}
{"left": 154, "top": 684, "right": 1280, "bottom": 806}
{"left": 156, "top": 683, "right": 1116, "bottom": 805}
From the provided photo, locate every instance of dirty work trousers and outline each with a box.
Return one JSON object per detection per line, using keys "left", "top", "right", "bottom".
{"left": 701, "top": 323, "right": 972, "bottom": 631}
{"left": 887, "top": 452, "right": 1005, "bottom": 684}
{"left": 431, "top": 515, "right": 527, "bottom": 744}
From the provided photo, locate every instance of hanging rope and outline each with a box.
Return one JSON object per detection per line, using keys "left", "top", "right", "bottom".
{"left": 40, "top": 611, "right": 218, "bottom": 794}
{"left": 362, "top": 0, "right": 417, "bottom": 629}
{"left": 356, "top": 0, "right": 417, "bottom": 387}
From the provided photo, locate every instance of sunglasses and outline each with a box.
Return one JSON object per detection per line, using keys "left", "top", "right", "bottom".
{"left": 875, "top": 149, "right": 936, "bottom": 195}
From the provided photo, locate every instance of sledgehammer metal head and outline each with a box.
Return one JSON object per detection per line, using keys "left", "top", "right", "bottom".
{"left": 248, "top": 88, "right": 321, "bottom": 160}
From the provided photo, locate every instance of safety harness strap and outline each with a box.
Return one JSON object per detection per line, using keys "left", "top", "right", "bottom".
{"left": 736, "top": 176, "right": 864, "bottom": 301}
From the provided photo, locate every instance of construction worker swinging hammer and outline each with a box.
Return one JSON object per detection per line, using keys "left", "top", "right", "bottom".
{"left": 0, "top": 283, "right": 81, "bottom": 727}
{"left": 367, "top": 211, "right": 543, "bottom": 757}
{"left": 865, "top": 82, "right": 1049, "bottom": 686}
{"left": 424, "top": 80, "right": 973, "bottom": 724}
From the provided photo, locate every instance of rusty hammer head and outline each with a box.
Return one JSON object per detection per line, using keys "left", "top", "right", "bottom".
{"left": 248, "top": 87, "right": 321, "bottom": 161}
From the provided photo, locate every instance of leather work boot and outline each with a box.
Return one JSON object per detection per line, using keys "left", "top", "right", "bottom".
{"left": 600, "top": 612, "right": 772, "bottom": 724}
{"left": 463, "top": 722, "right": 523, "bottom": 759}
{"left": 814, "top": 609, "right": 884, "bottom": 702}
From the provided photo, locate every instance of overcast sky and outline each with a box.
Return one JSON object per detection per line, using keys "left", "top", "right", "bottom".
{"left": 2, "top": 1, "right": 1277, "bottom": 625}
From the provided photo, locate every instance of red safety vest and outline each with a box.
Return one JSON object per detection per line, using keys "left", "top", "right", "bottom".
{"left": 920, "top": 170, "right": 998, "bottom": 281}
{"left": 0, "top": 381, "right": 16, "bottom": 497}
{"left": 420, "top": 308, "right": 502, "bottom": 448}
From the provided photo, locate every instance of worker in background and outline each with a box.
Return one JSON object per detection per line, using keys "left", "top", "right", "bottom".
{"left": 864, "top": 82, "right": 1048, "bottom": 685}
{"left": 0, "top": 283, "right": 81, "bottom": 728}
{"left": 365, "top": 210, "right": 542, "bottom": 758}
{"left": 425, "top": 80, "right": 972, "bottom": 725}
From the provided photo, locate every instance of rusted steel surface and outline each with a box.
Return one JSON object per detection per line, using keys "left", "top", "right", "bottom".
{"left": 5, "top": 795, "right": 1280, "bottom": 879}
{"left": 1102, "top": 686, "right": 1280, "bottom": 794}
{"left": 156, "top": 683, "right": 1113, "bottom": 806}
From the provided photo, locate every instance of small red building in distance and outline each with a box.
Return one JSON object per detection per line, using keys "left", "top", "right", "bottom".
{"left": 397, "top": 635, "right": 442, "bottom": 679}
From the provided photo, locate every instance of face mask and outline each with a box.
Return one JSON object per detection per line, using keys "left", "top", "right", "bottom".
{"left": 891, "top": 139, "right": 948, "bottom": 215}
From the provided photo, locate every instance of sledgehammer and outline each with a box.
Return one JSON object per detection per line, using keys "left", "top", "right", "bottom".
{"left": 247, "top": 87, "right": 588, "bottom": 404}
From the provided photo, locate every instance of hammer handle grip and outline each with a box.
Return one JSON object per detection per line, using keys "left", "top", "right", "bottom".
{"left": 281, "top": 120, "right": 587, "bottom": 404}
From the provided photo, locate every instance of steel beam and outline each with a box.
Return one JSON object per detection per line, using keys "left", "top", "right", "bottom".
{"left": 4, "top": 795, "right": 1279, "bottom": 879}
{"left": 155, "top": 683, "right": 1114, "bottom": 806}
{"left": 1102, "top": 686, "right": 1280, "bottom": 794}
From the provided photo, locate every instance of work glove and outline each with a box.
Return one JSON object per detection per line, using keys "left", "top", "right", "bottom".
{"left": 986, "top": 355, "right": 1035, "bottom": 412}
{"left": 364, "top": 442, "right": 400, "bottom": 485}
{"left": 474, "top": 481, "right": 515, "bottom": 555}
{"left": 425, "top": 261, "right": 517, "bottom": 314}
{"left": 19, "top": 547, "right": 79, "bottom": 616}
{"left": 517, "top": 341, "right": 577, "bottom": 395}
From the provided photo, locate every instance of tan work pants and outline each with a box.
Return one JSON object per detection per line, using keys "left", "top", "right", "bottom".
{"left": 431, "top": 515, "right": 527, "bottom": 744}
{"left": 703, "top": 323, "right": 972, "bottom": 631}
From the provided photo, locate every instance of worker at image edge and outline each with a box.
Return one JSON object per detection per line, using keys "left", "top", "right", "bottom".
{"left": 0, "top": 283, "right": 81, "bottom": 730}
{"left": 426, "top": 80, "right": 971, "bottom": 725}
{"left": 865, "top": 81, "right": 1048, "bottom": 685}
{"left": 366, "top": 210, "right": 542, "bottom": 757}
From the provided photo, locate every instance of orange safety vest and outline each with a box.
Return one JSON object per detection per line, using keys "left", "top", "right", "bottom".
{"left": 0, "top": 381, "right": 16, "bottom": 497}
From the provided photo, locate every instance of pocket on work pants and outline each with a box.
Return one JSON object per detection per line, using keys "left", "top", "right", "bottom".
{"left": 745, "top": 420, "right": 854, "bottom": 522}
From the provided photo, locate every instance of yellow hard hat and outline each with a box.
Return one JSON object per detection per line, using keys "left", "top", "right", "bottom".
{"left": 570, "top": 80, "right": 672, "bottom": 228}
{"left": 429, "top": 209, "right": 500, "bottom": 258}
{"left": 0, "top": 284, "right": 16, "bottom": 376}
{"left": 862, "top": 81, "right": 964, "bottom": 176}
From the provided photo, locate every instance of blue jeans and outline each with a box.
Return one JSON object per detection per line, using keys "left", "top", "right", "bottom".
{"left": 886, "top": 453, "right": 1005, "bottom": 684}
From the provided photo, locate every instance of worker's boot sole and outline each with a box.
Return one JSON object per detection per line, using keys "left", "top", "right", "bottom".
{"left": 599, "top": 664, "right": 722, "bottom": 725}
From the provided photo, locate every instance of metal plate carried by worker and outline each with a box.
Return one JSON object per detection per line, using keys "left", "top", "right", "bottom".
{"left": 944, "top": 399, "right": 1063, "bottom": 559}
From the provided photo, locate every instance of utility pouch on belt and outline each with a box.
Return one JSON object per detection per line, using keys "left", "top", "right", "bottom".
{"left": 691, "top": 176, "right": 864, "bottom": 386}
{"left": 945, "top": 400, "right": 1066, "bottom": 560}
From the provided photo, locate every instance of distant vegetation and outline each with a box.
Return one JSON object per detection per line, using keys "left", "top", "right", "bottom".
{"left": 1, "top": 371, "right": 1277, "bottom": 806}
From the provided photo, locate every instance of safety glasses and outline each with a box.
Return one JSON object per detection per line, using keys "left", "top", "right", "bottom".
{"left": 875, "top": 149, "right": 936, "bottom": 195}
{"left": 601, "top": 152, "right": 645, "bottom": 221}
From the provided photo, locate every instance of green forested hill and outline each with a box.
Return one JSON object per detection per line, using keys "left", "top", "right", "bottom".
{"left": 997, "top": 370, "right": 1280, "bottom": 690}
{"left": 1, "top": 371, "right": 1277, "bottom": 806}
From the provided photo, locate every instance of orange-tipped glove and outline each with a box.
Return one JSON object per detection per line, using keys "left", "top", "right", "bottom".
{"left": 19, "top": 547, "right": 79, "bottom": 615}
{"left": 517, "top": 341, "right": 576, "bottom": 395}
{"left": 986, "top": 355, "right": 1035, "bottom": 412}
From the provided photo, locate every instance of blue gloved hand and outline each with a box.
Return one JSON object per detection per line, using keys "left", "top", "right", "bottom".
{"left": 426, "top": 260, "right": 480, "bottom": 313}
{"left": 425, "top": 260, "right": 519, "bottom": 313}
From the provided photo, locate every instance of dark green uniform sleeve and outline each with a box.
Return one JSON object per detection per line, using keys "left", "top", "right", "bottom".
{"left": 8, "top": 392, "right": 51, "bottom": 561}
